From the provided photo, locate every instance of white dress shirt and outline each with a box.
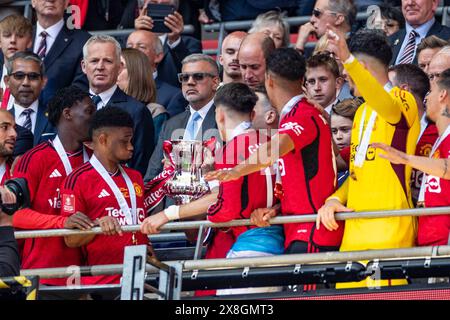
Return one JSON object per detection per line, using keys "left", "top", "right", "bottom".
{"left": 395, "top": 18, "right": 435, "bottom": 65}
{"left": 14, "top": 100, "right": 39, "bottom": 133}
{"left": 325, "top": 97, "right": 339, "bottom": 115}
{"left": 1, "top": 65, "right": 7, "bottom": 91}
{"left": 159, "top": 34, "right": 181, "bottom": 49}
{"left": 33, "top": 19, "right": 65, "bottom": 56}
{"left": 183, "top": 99, "right": 214, "bottom": 140}
{"left": 90, "top": 85, "right": 117, "bottom": 110}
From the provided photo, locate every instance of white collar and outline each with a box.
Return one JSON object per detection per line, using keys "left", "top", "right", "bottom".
{"left": 14, "top": 100, "right": 39, "bottom": 115}
{"left": 229, "top": 121, "right": 252, "bottom": 141}
{"left": 36, "top": 19, "right": 64, "bottom": 40}
{"left": 189, "top": 98, "right": 214, "bottom": 119}
{"left": 1, "top": 65, "right": 7, "bottom": 89}
{"left": 153, "top": 70, "right": 158, "bottom": 80}
{"left": 280, "top": 94, "right": 304, "bottom": 119}
{"left": 159, "top": 34, "right": 167, "bottom": 45}
{"left": 90, "top": 85, "right": 117, "bottom": 106}
{"left": 325, "top": 97, "right": 339, "bottom": 115}
{"left": 405, "top": 18, "right": 435, "bottom": 39}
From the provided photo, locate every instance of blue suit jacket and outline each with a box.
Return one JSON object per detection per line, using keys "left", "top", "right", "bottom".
{"left": 155, "top": 77, "right": 188, "bottom": 117}
{"left": 33, "top": 24, "right": 91, "bottom": 107}
{"left": 9, "top": 103, "right": 56, "bottom": 146}
{"left": 389, "top": 20, "right": 450, "bottom": 65}
{"left": 105, "top": 88, "right": 155, "bottom": 176}
{"left": 158, "top": 35, "right": 202, "bottom": 88}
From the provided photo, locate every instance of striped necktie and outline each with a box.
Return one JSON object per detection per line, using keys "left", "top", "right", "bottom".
{"left": 398, "top": 30, "right": 419, "bottom": 64}
{"left": 37, "top": 31, "right": 48, "bottom": 59}
{"left": 22, "top": 108, "right": 33, "bottom": 131}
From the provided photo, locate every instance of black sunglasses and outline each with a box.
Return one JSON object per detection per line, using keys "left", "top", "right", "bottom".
{"left": 178, "top": 72, "right": 216, "bottom": 83}
{"left": 10, "top": 72, "right": 42, "bottom": 81}
{"left": 312, "top": 8, "right": 338, "bottom": 18}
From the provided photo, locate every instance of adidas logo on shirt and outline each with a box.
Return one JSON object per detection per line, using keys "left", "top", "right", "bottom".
{"left": 98, "top": 189, "right": 111, "bottom": 198}
{"left": 49, "top": 169, "right": 62, "bottom": 178}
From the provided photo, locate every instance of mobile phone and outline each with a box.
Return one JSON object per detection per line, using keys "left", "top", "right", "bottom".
{"left": 147, "top": 3, "right": 175, "bottom": 33}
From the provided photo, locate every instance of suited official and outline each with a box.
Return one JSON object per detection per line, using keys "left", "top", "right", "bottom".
{"left": 31, "top": 0, "right": 91, "bottom": 107}
{"left": 389, "top": 0, "right": 450, "bottom": 65}
{"left": 4, "top": 52, "right": 56, "bottom": 155}
{"left": 145, "top": 54, "right": 220, "bottom": 184}
{"left": 126, "top": 30, "right": 188, "bottom": 117}
{"left": 82, "top": 35, "right": 155, "bottom": 177}
{"left": 131, "top": 0, "right": 202, "bottom": 88}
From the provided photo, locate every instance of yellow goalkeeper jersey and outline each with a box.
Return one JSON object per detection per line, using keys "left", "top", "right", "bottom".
{"left": 331, "top": 57, "right": 420, "bottom": 288}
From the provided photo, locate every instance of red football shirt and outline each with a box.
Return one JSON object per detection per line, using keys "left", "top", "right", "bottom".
{"left": 61, "top": 162, "right": 148, "bottom": 285}
{"left": 207, "top": 130, "right": 275, "bottom": 239}
{"left": 13, "top": 141, "right": 86, "bottom": 285}
{"left": 278, "top": 98, "right": 343, "bottom": 249}
{"left": 419, "top": 134, "right": 450, "bottom": 246}
{"left": 412, "top": 123, "right": 439, "bottom": 204}
{"left": 0, "top": 161, "right": 11, "bottom": 185}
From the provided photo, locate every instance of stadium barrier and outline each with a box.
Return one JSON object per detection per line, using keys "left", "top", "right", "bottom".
{"left": 0, "top": 276, "right": 39, "bottom": 300}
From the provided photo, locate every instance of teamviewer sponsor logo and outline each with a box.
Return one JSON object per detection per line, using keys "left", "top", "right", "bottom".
{"left": 98, "top": 189, "right": 111, "bottom": 198}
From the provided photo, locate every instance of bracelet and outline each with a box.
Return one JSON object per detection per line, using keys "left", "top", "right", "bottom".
{"left": 164, "top": 205, "right": 180, "bottom": 221}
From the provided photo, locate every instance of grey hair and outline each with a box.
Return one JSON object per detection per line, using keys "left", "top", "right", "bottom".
{"left": 154, "top": 36, "right": 164, "bottom": 55}
{"left": 182, "top": 54, "right": 219, "bottom": 75}
{"left": 328, "top": 0, "right": 357, "bottom": 29}
{"left": 5, "top": 51, "right": 45, "bottom": 75}
{"left": 249, "top": 10, "right": 290, "bottom": 48}
{"left": 83, "top": 35, "right": 122, "bottom": 61}
{"left": 437, "top": 45, "right": 450, "bottom": 57}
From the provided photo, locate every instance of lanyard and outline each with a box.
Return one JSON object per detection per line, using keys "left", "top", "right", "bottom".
{"left": 0, "top": 162, "right": 6, "bottom": 183}
{"left": 53, "top": 136, "right": 90, "bottom": 175}
{"left": 354, "top": 107, "right": 378, "bottom": 168}
{"left": 90, "top": 155, "right": 137, "bottom": 225}
{"left": 418, "top": 124, "right": 450, "bottom": 202}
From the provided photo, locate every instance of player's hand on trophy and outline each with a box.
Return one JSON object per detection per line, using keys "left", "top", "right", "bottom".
{"left": 140, "top": 212, "right": 169, "bottom": 235}
{"left": 250, "top": 207, "right": 277, "bottom": 227}
{"left": 325, "top": 24, "right": 350, "bottom": 62}
{"left": 65, "top": 211, "right": 95, "bottom": 230}
{"left": 204, "top": 168, "right": 240, "bottom": 182}
{"left": 96, "top": 216, "right": 123, "bottom": 236}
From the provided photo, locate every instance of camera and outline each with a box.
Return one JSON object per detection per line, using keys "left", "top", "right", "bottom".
{"left": 1, "top": 178, "right": 30, "bottom": 215}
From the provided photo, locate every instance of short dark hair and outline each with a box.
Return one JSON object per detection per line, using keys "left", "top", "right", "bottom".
{"left": 89, "top": 107, "right": 134, "bottom": 139}
{"left": 379, "top": 4, "right": 405, "bottom": 30}
{"left": 266, "top": 48, "right": 306, "bottom": 81}
{"left": 307, "top": 52, "right": 340, "bottom": 79}
{"left": 389, "top": 64, "right": 430, "bottom": 102}
{"left": 47, "top": 86, "right": 91, "bottom": 127}
{"left": 437, "top": 68, "right": 450, "bottom": 91}
{"left": 214, "top": 83, "right": 257, "bottom": 115}
{"left": 417, "top": 35, "right": 448, "bottom": 56}
{"left": 348, "top": 29, "right": 392, "bottom": 67}
{"left": 5, "top": 51, "right": 45, "bottom": 75}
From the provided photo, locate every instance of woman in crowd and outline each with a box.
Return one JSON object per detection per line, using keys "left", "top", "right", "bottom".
{"left": 249, "top": 10, "right": 290, "bottom": 48}
{"left": 117, "top": 48, "right": 169, "bottom": 144}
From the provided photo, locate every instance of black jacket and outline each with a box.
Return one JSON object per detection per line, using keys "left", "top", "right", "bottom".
{"left": 0, "top": 226, "right": 20, "bottom": 277}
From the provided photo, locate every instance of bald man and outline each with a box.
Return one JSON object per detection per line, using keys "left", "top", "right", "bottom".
{"left": 219, "top": 31, "right": 247, "bottom": 84}
{"left": 238, "top": 33, "right": 275, "bottom": 89}
{"left": 126, "top": 30, "right": 188, "bottom": 116}
{"left": 428, "top": 46, "right": 450, "bottom": 83}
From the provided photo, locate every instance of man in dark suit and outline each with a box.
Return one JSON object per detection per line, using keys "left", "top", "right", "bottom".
{"left": 82, "top": 35, "right": 155, "bottom": 176}
{"left": 145, "top": 53, "right": 220, "bottom": 182}
{"left": 4, "top": 52, "right": 56, "bottom": 153}
{"left": 132, "top": 0, "right": 202, "bottom": 88}
{"left": 126, "top": 29, "right": 188, "bottom": 116}
{"left": 31, "top": 0, "right": 91, "bottom": 107}
{"left": 389, "top": 0, "right": 450, "bottom": 65}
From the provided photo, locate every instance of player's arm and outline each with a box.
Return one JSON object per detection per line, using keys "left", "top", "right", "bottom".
{"left": 64, "top": 222, "right": 96, "bottom": 248}
{"left": 373, "top": 142, "right": 450, "bottom": 179}
{"left": 13, "top": 208, "right": 95, "bottom": 230}
{"left": 250, "top": 203, "right": 281, "bottom": 227}
{"left": 140, "top": 188, "right": 219, "bottom": 235}
{"left": 326, "top": 24, "right": 402, "bottom": 124}
{"left": 207, "top": 177, "right": 245, "bottom": 223}
{"left": 204, "top": 133, "right": 295, "bottom": 182}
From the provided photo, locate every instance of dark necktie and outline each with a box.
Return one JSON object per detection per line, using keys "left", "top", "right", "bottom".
{"left": 398, "top": 30, "right": 419, "bottom": 64}
{"left": 22, "top": 108, "right": 33, "bottom": 131}
{"left": 91, "top": 95, "right": 102, "bottom": 108}
{"left": 37, "top": 31, "right": 48, "bottom": 59}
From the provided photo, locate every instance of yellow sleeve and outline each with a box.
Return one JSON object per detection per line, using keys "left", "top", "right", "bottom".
{"left": 327, "top": 177, "right": 349, "bottom": 205}
{"left": 344, "top": 57, "right": 401, "bottom": 124}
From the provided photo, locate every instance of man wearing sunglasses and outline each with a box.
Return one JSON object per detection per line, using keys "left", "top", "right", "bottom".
{"left": 295, "top": 0, "right": 356, "bottom": 57}
{"left": 4, "top": 52, "right": 55, "bottom": 149}
{"left": 144, "top": 53, "right": 220, "bottom": 211}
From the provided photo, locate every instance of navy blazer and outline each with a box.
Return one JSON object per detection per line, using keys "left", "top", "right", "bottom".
{"left": 389, "top": 20, "right": 450, "bottom": 65}
{"left": 105, "top": 88, "right": 155, "bottom": 176}
{"left": 9, "top": 103, "right": 56, "bottom": 146}
{"left": 144, "top": 104, "right": 219, "bottom": 182}
{"left": 158, "top": 35, "right": 202, "bottom": 88}
{"left": 12, "top": 124, "right": 34, "bottom": 158}
{"left": 33, "top": 24, "right": 91, "bottom": 107}
{"left": 155, "top": 77, "right": 188, "bottom": 117}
